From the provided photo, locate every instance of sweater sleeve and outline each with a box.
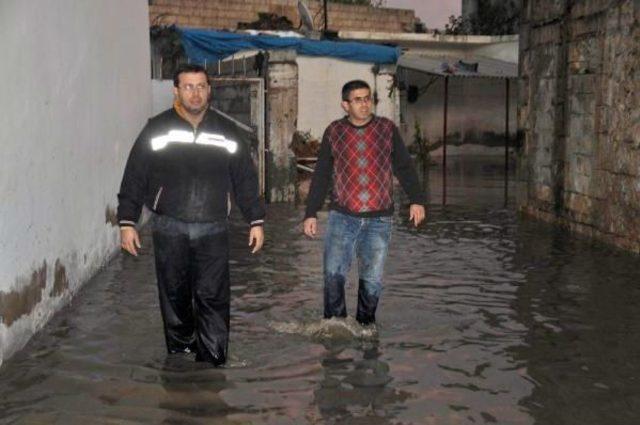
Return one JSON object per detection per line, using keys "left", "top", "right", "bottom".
{"left": 304, "top": 128, "right": 334, "bottom": 219}
{"left": 117, "top": 124, "right": 152, "bottom": 227}
{"left": 391, "top": 125, "right": 426, "bottom": 205}
{"left": 229, "top": 128, "right": 265, "bottom": 227}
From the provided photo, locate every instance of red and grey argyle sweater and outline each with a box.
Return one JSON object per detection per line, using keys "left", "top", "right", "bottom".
{"left": 305, "top": 116, "right": 425, "bottom": 218}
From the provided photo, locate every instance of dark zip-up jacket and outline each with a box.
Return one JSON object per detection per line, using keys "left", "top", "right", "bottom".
{"left": 117, "top": 107, "right": 265, "bottom": 227}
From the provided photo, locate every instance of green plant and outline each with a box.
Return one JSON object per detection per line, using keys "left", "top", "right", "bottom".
{"left": 412, "top": 120, "right": 430, "bottom": 181}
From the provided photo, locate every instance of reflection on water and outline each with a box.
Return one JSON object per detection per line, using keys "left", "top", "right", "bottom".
{"left": 313, "top": 341, "right": 411, "bottom": 425}
{"left": 2, "top": 156, "right": 640, "bottom": 424}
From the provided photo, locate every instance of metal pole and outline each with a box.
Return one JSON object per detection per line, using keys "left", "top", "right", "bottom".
{"left": 324, "top": 0, "right": 328, "bottom": 33}
{"left": 442, "top": 76, "right": 449, "bottom": 206}
{"left": 504, "top": 78, "right": 510, "bottom": 207}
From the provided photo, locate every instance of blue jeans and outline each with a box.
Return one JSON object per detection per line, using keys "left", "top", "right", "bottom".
{"left": 323, "top": 210, "right": 392, "bottom": 325}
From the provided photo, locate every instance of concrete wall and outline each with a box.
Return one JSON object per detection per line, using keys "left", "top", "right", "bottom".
{"left": 150, "top": 0, "right": 415, "bottom": 33}
{"left": 152, "top": 79, "right": 175, "bottom": 116}
{"left": 518, "top": 0, "right": 640, "bottom": 252}
{"left": 0, "top": 1, "right": 151, "bottom": 366}
{"left": 296, "top": 56, "right": 398, "bottom": 141}
{"left": 473, "top": 40, "right": 519, "bottom": 63}
{"left": 404, "top": 39, "right": 519, "bottom": 63}
{"left": 395, "top": 36, "right": 519, "bottom": 155}
{"left": 400, "top": 71, "right": 518, "bottom": 155}
{"left": 266, "top": 50, "right": 298, "bottom": 203}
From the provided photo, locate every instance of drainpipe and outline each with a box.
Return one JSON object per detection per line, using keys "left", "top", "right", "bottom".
{"left": 324, "top": 0, "right": 328, "bottom": 34}
{"left": 442, "top": 76, "right": 449, "bottom": 205}
{"left": 504, "top": 78, "right": 510, "bottom": 207}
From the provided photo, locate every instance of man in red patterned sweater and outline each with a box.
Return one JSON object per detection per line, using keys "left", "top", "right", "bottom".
{"left": 303, "top": 80, "right": 426, "bottom": 326}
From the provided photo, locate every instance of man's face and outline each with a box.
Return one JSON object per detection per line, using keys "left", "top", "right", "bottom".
{"left": 341, "top": 88, "right": 373, "bottom": 122}
{"left": 173, "top": 72, "right": 211, "bottom": 115}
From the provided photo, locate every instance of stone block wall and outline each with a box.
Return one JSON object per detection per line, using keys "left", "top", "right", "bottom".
{"left": 149, "top": 0, "right": 415, "bottom": 33}
{"left": 517, "top": 0, "right": 640, "bottom": 251}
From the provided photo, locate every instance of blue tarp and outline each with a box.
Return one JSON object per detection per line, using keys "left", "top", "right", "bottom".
{"left": 180, "top": 28, "right": 400, "bottom": 65}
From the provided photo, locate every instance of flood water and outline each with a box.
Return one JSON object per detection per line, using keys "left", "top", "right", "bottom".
{"left": 3, "top": 157, "right": 640, "bottom": 424}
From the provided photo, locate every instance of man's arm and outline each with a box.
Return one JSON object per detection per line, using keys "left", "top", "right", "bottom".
{"left": 391, "top": 126, "right": 427, "bottom": 227}
{"left": 229, "top": 131, "right": 266, "bottom": 252}
{"left": 304, "top": 129, "right": 333, "bottom": 218}
{"left": 117, "top": 125, "right": 152, "bottom": 255}
{"left": 303, "top": 129, "right": 334, "bottom": 237}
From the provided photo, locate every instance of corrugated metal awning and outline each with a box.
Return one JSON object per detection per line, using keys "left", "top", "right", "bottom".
{"left": 398, "top": 55, "right": 518, "bottom": 79}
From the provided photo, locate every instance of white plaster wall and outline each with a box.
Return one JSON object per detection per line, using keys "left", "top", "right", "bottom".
{"left": 152, "top": 79, "right": 175, "bottom": 116}
{"left": 399, "top": 69, "right": 518, "bottom": 156}
{"left": 396, "top": 37, "right": 518, "bottom": 63}
{"left": 472, "top": 40, "right": 519, "bottom": 63}
{"left": 296, "top": 56, "right": 398, "bottom": 142}
{"left": 0, "top": 0, "right": 151, "bottom": 366}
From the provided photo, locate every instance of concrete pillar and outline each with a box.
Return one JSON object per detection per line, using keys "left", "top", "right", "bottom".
{"left": 374, "top": 64, "right": 399, "bottom": 125}
{"left": 266, "top": 49, "right": 298, "bottom": 203}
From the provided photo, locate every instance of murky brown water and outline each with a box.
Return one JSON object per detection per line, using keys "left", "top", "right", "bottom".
{"left": 3, "top": 157, "right": 640, "bottom": 425}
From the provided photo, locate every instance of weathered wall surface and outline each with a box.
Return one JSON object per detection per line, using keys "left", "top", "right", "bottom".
{"left": 396, "top": 37, "right": 519, "bottom": 154}
{"left": 400, "top": 71, "right": 518, "bottom": 155}
{"left": 149, "top": 0, "right": 415, "bottom": 33}
{"left": 518, "top": 0, "right": 640, "bottom": 251}
{"left": 0, "top": 0, "right": 151, "bottom": 366}
{"left": 296, "top": 56, "right": 398, "bottom": 141}
{"left": 152, "top": 79, "right": 176, "bottom": 116}
{"left": 267, "top": 50, "right": 298, "bottom": 203}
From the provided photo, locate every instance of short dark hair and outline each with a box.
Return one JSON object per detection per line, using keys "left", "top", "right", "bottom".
{"left": 341, "top": 80, "right": 371, "bottom": 101}
{"left": 173, "top": 63, "right": 209, "bottom": 87}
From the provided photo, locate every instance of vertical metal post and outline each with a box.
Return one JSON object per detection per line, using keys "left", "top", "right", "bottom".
{"left": 504, "top": 78, "right": 510, "bottom": 207}
{"left": 324, "top": 0, "right": 328, "bottom": 32}
{"left": 442, "top": 76, "right": 449, "bottom": 206}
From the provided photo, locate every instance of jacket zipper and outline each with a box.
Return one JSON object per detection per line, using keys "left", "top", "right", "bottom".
{"left": 152, "top": 186, "right": 164, "bottom": 210}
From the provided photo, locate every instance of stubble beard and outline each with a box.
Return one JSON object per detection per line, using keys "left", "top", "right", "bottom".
{"left": 184, "top": 102, "right": 208, "bottom": 116}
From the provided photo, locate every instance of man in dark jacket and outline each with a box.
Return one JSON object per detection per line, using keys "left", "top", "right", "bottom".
{"left": 118, "top": 64, "right": 264, "bottom": 366}
{"left": 303, "top": 80, "right": 425, "bottom": 327}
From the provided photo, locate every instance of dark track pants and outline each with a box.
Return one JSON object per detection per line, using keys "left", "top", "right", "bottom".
{"left": 152, "top": 215, "right": 230, "bottom": 366}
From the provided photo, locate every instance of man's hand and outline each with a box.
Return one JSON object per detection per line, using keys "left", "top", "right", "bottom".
{"left": 120, "top": 227, "right": 141, "bottom": 256}
{"left": 303, "top": 217, "right": 317, "bottom": 238}
{"left": 409, "top": 204, "right": 426, "bottom": 227}
{"left": 249, "top": 226, "right": 264, "bottom": 254}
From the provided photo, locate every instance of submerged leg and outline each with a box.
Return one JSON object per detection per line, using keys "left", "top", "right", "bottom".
{"left": 323, "top": 211, "right": 358, "bottom": 319}
{"left": 355, "top": 217, "right": 392, "bottom": 325}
